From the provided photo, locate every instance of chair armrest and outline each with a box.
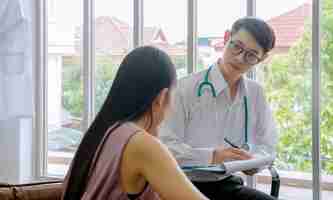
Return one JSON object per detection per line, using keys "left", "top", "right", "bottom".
{"left": 268, "top": 166, "right": 280, "bottom": 198}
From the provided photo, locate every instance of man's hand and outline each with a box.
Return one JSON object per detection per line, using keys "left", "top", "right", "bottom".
{"left": 211, "top": 146, "right": 253, "bottom": 164}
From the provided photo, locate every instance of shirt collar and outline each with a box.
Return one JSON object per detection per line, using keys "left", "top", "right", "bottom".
{"left": 209, "top": 62, "right": 249, "bottom": 98}
{"left": 209, "top": 63, "right": 228, "bottom": 96}
{"left": 238, "top": 76, "right": 249, "bottom": 98}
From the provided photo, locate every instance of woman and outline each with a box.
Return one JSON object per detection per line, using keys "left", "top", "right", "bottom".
{"left": 62, "top": 46, "right": 209, "bottom": 200}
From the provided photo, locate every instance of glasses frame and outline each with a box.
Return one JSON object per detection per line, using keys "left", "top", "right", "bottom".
{"left": 228, "top": 40, "right": 262, "bottom": 65}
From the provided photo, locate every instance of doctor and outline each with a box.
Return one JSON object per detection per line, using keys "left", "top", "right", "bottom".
{"left": 160, "top": 17, "right": 277, "bottom": 200}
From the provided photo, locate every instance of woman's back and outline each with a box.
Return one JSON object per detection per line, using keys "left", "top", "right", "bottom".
{"left": 79, "top": 122, "right": 159, "bottom": 200}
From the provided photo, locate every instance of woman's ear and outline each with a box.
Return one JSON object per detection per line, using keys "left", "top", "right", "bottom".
{"left": 155, "top": 88, "right": 169, "bottom": 108}
{"left": 151, "top": 88, "right": 170, "bottom": 124}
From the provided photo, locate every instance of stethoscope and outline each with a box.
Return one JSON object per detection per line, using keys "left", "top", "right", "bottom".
{"left": 197, "top": 65, "right": 250, "bottom": 151}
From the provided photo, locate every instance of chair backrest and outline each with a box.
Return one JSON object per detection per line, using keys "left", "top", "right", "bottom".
{"left": 0, "top": 186, "right": 15, "bottom": 200}
{"left": 0, "top": 181, "right": 63, "bottom": 200}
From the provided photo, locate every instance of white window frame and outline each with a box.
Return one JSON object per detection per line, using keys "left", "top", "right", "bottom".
{"left": 34, "top": 0, "right": 48, "bottom": 178}
{"left": 34, "top": 0, "right": 322, "bottom": 199}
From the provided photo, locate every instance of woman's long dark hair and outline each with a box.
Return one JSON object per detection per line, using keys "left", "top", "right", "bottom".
{"left": 62, "top": 46, "right": 176, "bottom": 199}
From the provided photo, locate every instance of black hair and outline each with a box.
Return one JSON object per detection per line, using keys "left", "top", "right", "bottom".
{"left": 62, "top": 46, "right": 176, "bottom": 200}
{"left": 231, "top": 17, "right": 276, "bottom": 53}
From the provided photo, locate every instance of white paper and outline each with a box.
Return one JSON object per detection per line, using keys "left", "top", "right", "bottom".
{"left": 224, "top": 155, "right": 275, "bottom": 174}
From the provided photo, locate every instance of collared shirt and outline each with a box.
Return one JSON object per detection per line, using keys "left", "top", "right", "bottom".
{"left": 159, "top": 63, "right": 278, "bottom": 165}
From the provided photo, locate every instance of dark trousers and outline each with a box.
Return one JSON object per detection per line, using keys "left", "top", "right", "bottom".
{"left": 192, "top": 175, "right": 277, "bottom": 200}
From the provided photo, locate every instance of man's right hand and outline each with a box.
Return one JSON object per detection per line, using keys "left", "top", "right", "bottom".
{"left": 211, "top": 146, "right": 252, "bottom": 164}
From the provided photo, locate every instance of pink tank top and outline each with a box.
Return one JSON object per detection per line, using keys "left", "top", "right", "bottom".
{"left": 67, "top": 122, "right": 160, "bottom": 200}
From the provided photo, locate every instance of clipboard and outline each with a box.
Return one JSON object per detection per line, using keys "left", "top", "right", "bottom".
{"left": 181, "top": 164, "right": 226, "bottom": 174}
{"left": 181, "top": 164, "right": 231, "bottom": 182}
{"left": 180, "top": 155, "right": 275, "bottom": 182}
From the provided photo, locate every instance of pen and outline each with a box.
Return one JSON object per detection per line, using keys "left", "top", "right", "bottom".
{"left": 224, "top": 138, "right": 240, "bottom": 149}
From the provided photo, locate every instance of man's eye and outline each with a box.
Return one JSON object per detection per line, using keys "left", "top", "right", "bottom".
{"left": 234, "top": 43, "right": 242, "bottom": 49}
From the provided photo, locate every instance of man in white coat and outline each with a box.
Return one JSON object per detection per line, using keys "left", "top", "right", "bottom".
{"left": 160, "top": 17, "right": 278, "bottom": 200}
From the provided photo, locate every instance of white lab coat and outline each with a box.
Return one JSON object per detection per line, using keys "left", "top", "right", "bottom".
{"left": 159, "top": 64, "right": 278, "bottom": 165}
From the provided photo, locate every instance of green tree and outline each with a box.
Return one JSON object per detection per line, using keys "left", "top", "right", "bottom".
{"left": 95, "top": 56, "right": 119, "bottom": 113}
{"left": 62, "top": 62, "right": 83, "bottom": 118}
{"left": 62, "top": 56, "right": 119, "bottom": 118}
{"left": 263, "top": 0, "right": 333, "bottom": 173}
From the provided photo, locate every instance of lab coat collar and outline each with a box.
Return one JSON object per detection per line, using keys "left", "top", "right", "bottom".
{"left": 238, "top": 76, "right": 249, "bottom": 98}
{"left": 209, "top": 63, "right": 228, "bottom": 96}
{"left": 210, "top": 62, "right": 249, "bottom": 99}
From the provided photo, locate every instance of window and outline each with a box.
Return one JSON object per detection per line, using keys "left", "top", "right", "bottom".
{"left": 46, "top": 0, "right": 83, "bottom": 176}
{"left": 320, "top": 0, "right": 333, "bottom": 196}
{"left": 197, "top": 0, "right": 246, "bottom": 72}
{"left": 143, "top": 0, "right": 187, "bottom": 78}
{"left": 94, "top": 0, "right": 133, "bottom": 113}
{"left": 255, "top": 1, "right": 333, "bottom": 199}
{"left": 36, "top": 1, "right": 332, "bottom": 198}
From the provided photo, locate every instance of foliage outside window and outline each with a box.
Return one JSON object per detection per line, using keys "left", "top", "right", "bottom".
{"left": 263, "top": 0, "right": 333, "bottom": 174}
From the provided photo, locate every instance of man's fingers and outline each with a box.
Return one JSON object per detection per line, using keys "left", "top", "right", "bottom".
{"left": 229, "top": 152, "right": 250, "bottom": 160}
{"left": 229, "top": 148, "right": 252, "bottom": 159}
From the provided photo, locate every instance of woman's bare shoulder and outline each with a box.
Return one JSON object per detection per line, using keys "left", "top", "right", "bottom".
{"left": 126, "top": 131, "right": 173, "bottom": 163}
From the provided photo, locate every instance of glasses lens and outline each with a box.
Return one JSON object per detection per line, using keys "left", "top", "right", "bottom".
{"left": 245, "top": 52, "right": 259, "bottom": 64}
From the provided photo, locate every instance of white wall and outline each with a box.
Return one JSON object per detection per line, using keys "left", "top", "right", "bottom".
{"left": 0, "top": 119, "right": 20, "bottom": 182}
{"left": 0, "top": 118, "right": 33, "bottom": 183}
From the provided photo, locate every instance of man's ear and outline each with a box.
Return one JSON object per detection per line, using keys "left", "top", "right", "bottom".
{"left": 224, "top": 30, "right": 231, "bottom": 45}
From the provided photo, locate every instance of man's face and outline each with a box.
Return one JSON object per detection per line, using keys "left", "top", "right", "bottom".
{"left": 222, "top": 29, "right": 266, "bottom": 75}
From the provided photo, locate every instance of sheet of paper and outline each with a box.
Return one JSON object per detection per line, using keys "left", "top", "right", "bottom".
{"left": 224, "top": 155, "right": 275, "bottom": 174}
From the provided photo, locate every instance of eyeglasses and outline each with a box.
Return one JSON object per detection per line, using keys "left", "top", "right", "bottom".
{"left": 228, "top": 40, "right": 262, "bottom": 65}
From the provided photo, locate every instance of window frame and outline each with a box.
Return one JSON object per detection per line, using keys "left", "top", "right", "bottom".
{"left": 34, "top": 0, "right": 323, "bottom": 199}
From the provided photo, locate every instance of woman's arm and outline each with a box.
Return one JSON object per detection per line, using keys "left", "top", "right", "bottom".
{"left": 126, "top": 132, "right": 209, "bottom": 200}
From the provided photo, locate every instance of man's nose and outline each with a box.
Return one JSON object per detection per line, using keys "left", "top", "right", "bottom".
{"left": 234, "top": 51, "right": 246, "bottom": 63}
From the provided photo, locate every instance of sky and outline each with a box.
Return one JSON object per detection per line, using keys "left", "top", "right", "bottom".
{"left": 53, "top": 0, "right": 310, "bottom": 44}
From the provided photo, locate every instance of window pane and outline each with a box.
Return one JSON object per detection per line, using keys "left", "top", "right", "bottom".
{"left": 94, "top": 0, "right": 133, "bottom": 114}
{"left": 256, "top": 1, "right": 319, "bottom": 199}
{"left": 197, "top": 0, "right": 246, "bottom": 72}
{"left": 47, "top": 0, "right": 83, "bottom": 176}
{"left": 320, "top": 0, "right": 333, "bottom": 196}
{"left": 143, "top": 0, "right": 187, "bottom": 78}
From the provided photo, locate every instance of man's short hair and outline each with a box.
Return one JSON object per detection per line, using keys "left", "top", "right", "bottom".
{"left": 231, "top": 17, "right": 276, "bottom": 54}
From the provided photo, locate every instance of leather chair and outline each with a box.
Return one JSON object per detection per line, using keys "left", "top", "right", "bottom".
{"left": 0, "top": 180, "right": 62, "bottom": 200}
